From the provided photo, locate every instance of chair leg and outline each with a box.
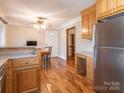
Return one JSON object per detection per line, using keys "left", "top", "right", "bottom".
{"left": 41, "top": 56, "right": 51, "bottom": 69}
{"left": 48, "top": 58, "right": 51, "bottom": 68}
{"left": 42, "top": 57, "right": 46, "bottom": 69}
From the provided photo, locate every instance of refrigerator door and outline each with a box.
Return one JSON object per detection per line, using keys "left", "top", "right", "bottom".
{"left": 94, "top": 48, "right": 102, "bottom": 91}
{"left": 95, "top": 16, "right": 124, "bottom": 48}
{"left": 94, "top": 47, "right": 124, "bottom": 93}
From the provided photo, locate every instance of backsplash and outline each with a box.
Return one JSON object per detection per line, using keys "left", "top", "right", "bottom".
{"left": 0, "top": 47, "right": 36, "bottom": 56}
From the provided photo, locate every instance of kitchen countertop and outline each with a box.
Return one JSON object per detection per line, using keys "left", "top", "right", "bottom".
{"left": 76, "top": 50, "right": 94, "bottom": 57}
{"left": 0, "top": 46, "right": 36, "bottom": 49}
{"left": 0, "top": 46, "right": 53, "bottom": 67}
{"left": 0, "top": 54, "right": 37, "bottom": 67}
{"left": 0, "top": 45, "right": 50, "bottom": 49}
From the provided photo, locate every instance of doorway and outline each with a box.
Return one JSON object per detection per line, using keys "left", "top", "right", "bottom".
{"left": 66, "top": 27, "right": 76, "bottom": 65}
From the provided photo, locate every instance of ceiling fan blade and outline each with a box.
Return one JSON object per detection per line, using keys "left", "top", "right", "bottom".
{"left": 46, "top": 27, "right": 59, "bottom": 31}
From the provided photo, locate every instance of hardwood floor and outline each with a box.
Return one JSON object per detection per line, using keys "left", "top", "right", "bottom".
{"left": 40, "top": 57, "right": 95, "bottom": 93}
{"left": 67, "top": 57, "right": 75, "bottom": 68}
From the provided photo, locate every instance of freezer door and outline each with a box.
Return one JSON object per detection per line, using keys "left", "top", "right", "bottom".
{"left": 94, "top": 47, "right": 124, "bottom": 93}
{"left": 95, "top": 15, "right": 124, "bottom": 48}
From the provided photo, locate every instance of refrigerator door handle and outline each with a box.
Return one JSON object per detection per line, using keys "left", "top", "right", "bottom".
{"left": 93, "top": 24, "right": 97, "bottom": 69}
{"left": 92, "top": 25, "right": 96, "bottom": 48}
{"left": 94, "top": 48, "right": 97, "bottom": 69}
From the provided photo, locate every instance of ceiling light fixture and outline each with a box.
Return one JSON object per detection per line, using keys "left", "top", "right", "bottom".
{"left": 34, "top": 17, "right": 48, "bottom": 31}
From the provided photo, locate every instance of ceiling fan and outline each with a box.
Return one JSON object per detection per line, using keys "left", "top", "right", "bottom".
{"left": 32, "top": 17, "right": 59, "bottom": 31}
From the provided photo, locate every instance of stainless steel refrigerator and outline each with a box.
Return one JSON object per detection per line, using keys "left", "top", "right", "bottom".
{"left": 94, "top": 15, "right": 124, "bottom": 93}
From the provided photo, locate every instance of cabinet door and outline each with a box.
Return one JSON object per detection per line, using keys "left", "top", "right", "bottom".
{"left": 6, "top": 69, "right": 13, "bottom": 93}
{"left": 96, "top": 0, "right": 111, "bottom": 19}
{"left": 89, "top": 6, "right": 96, "bottom": 40}
{"left": 86, "top": 57, "right": 94, "bottom": 81}
{"left": 116, "top": 0, "right": 124, "bottom": 12}
{"left": 14, "top": 67, "right": 40, "bottom": 93}
{"left": 81, "top": 5, "right": 96, "bottom": 40}
{"left": 6, "top": 60, "right": 13, "bottom": 93}
{"left": 82, "top": 10, "right": 90, "bottom": 39}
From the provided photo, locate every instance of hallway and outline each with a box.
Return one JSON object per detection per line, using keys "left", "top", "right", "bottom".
{"left": 41, "top": 57, "right": 95, "bottom": 93}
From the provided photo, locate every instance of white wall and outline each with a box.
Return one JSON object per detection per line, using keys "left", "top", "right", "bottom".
{"left": 5, "top": 16, "right": 93, "bottom": 58}
{"left": 6, "top": 25, "right": 45, "bottom": 46}
{"left": 45, "top": 31, "right": 59, "bottom": 57}
{"left": 6, "top": 24, "right": 59, "bottom": 57}
{"left": 59, "top": 17, "right": 93, "bottom": 59}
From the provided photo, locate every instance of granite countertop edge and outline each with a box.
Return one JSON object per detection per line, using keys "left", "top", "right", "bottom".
{"left": 0, "top": 54, "right": 37, "bottom": 67}
{"left": 0, "top": 46, "right": 51, "bottom": 49}
{"left": 76, "top": 50, "right": 94, "bottom": 57}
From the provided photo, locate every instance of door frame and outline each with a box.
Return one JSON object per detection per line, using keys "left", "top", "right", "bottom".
{"left": 66, "top": 26, "right": 76, "bottom": 61}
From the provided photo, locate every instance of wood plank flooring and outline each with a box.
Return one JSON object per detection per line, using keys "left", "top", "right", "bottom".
{"left": 40, "top": 57, "right": 95, "bottom": 93}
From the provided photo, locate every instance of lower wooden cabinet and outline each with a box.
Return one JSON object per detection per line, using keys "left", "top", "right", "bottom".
{"left": 5, "top": 57, "right": 41, "bottom": 93}
{"left": 75, "top": 53, "right": 94, "bottom": 82}
{"left": 86, "top": 56, "right": 94, "bottom": 81}
{"left": 13, "top": 66, "right": 40, "bottom": 93}
{"left": 75, "top": 54, "right": 87, "bottom": 74}
{"left": 6, "top": 60, "right": 13, "bottom": 93}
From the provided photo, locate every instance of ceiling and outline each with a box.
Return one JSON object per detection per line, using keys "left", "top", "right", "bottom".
{"left": 0, "top": 0, "right": 95, "bottom": 27}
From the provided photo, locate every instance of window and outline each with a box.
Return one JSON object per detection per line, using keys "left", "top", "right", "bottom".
{"left": 0, "top": 24, "right": 5, "bottom": 46}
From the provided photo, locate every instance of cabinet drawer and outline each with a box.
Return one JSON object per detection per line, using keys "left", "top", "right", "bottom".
{"left": 13, "top": 58, "right": 39, "bottom": 68}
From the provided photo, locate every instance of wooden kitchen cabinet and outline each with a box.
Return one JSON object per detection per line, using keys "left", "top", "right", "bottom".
{"left": 115, "top": 0, "right": 124, "bottom": 13}
{"left": 96, "top": 0, "right": 124, "bottom": 20}
{"left": 89, "top": 6, "right": 96, "bottom": 38}
{"left": 2, "top": 57, "right": 40, "bottom": 93}
{"left": 96, "top": 0, "right": 109, "bottom": 19}
{"left": 81, "top": 10, "right": 90, "bottom": 39}
{"left": 75, "top": 53, "right": 94, "bottom": 82}
{"left": 13, "top": 57, "right": 39, "bottom": 68}
{"left": 86, "top": 56, "right": 94, "bottom": 81}
{"left": 13, "top": 66, "right": 40, "bottom": 93}
{"left": 75, "top": 54, "right": 87, "bottom": 74}
{"left": 81, "top": 5, "right": 96, "bottom": 40}
{"left": 6, "top": 60, "right": 13, "bottom": 93}
{"left": 13, "top": 57, "right": 40, "bottom": 93}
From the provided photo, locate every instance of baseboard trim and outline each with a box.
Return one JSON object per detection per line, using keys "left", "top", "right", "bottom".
{"left": 58, "top": 56, "right": 66, "bottom": 60}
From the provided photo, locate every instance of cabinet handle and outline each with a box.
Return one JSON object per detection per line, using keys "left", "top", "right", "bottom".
{"left": 112, "top": 0, "right": 116, "bottom": 10}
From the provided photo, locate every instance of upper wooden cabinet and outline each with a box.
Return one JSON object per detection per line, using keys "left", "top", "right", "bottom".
{"left": 115, "top": 0, "right": 124, "bottom": 12}
{"left": 81, "top": 5, "right": 96, "bottom": 40}
{"left": 96, "top": 0, "right": 109, "bottom": 19}
{"left": 89, "top": 7, "right": 96, "bottom": 39}
{"left": 96, "top": 0, "right": 114, "bottom": 19}
{"left": 81, "top": 10, "right": 90, "bottom": 39}
{"left": 97, "top": 0, "right": 124, "bottom": 20}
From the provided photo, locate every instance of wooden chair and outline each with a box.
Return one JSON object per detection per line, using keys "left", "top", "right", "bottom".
{"left": 41, "top": 47, "right": 52, "bottom": 68}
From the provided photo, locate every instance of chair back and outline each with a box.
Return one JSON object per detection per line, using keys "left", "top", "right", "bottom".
{"left": 45, "top": 47, "right": 52, "bottom": 57}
